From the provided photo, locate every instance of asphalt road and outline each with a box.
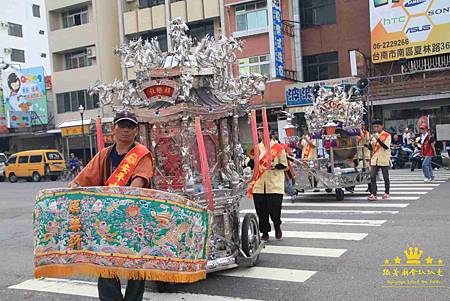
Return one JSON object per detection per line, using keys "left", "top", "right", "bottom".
{"left": 0, "top": 169, "right": 449, "bottom": 301}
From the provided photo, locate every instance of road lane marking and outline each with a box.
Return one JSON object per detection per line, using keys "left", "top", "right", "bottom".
{"left": 293, "top": 191, "right": 427, "bottom": 195}
{"left": 284, "top": 196, "right": 420, "bottom": 201}
{"left": 215, "top": 267, "right": 316, "bottom": 283}
{"left": 269, "top": 230, "right": 368, "bottom": 240}
{"left": 241, "top": 209, "right": 399, "bottom": 215}
{"left": 9, "top": 278, "right": 261, "bottom": 301}
{"left": 279, "top": 218, "right": 386, "bottom": 226}
{"left": 263, "top": 245, "right": 347, "bottom": 258}
{"left": 240, "top": 217, "right": 385, "bottom": 226}
{"left": 280, "top": 202, "right": 409, "bottom": 208}
{"left": 353, "top": 187, "right": 433, "bottom": 190}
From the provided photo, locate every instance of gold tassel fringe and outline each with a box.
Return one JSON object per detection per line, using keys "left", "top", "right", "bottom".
{"left": 35, "top": 264, "right": 206, "bottom": 283}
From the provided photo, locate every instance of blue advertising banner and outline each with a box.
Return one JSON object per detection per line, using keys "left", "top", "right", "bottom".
{"left": 272, "top": 0, "right": 285, "bottom": 78}
{"left": 285, "top": 77, "right": 360, "bottom": 107}
{"left": 2, "top": 66, "right": 48, "bottom": 128}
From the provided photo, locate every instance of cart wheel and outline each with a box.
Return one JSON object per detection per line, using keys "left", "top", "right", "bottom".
{"left": 335, "top": 188, "right": 344, "bottom": 201}
{"left": 241, "top": 213, "right": 260, "bottom": 265}
{"left": 325, "top": 188, "right": 333, "bottom": 193}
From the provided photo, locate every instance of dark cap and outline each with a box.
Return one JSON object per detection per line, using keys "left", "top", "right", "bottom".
{"left": 372, "top": 119, "right": 383, "bottom": 126}
{"left": 114, "top": 111, "right": 138, "bottom": 125}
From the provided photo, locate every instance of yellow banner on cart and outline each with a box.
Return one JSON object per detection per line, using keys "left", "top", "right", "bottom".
{"left": 370, "top": 0, "right": 450, "bottom": 63}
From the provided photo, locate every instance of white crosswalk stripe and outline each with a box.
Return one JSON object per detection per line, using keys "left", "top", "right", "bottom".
{"left": 263, "top": 245, "right": 347, "bottom": 257}
{"left": 9, "top": 278, "right": 262, "bottom": 301}
{"left": 275, "top": 230, "right": 368, "bottom": 240}
{"left": 215, "top": 267, "right": 316, "bottom": 283}
{"left": 285, "top": 196, "right": 420, "bottom": 200}
{"left": 241, "top": 209, "right": 399, "bottom": 215}
{"left": 281, "top": 202, "right": 409, "bottom": 208}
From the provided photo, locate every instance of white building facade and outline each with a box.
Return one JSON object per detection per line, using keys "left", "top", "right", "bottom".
{"left": 0, "top": 0, "right": 51, "bottom": 73}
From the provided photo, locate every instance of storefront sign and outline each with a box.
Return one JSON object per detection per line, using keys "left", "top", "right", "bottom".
{"left": 1, "top": 66, "right": 49, "bottom": 127}
{"left": 61, "top": 125, "right": 90, "bottom": 137}
{"left": 370, "top": 0, "right": 450, "bottom": 63}
{"left": 272, "top": 0, "right": 285, "bottom": 78}
{"left": 285, "top": 77, "right": 359, "bottom": 107}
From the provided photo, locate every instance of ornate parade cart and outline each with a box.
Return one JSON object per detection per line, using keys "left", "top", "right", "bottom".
{"left": 33, "top": 19, "right": 266, "bottom": 285}
{"left": 288, "top": 83, "right": 371, "bottom": 201}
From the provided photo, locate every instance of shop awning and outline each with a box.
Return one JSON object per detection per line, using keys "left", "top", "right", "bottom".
{"left": 56, "top": 119, "right": 93, "bottom": 128}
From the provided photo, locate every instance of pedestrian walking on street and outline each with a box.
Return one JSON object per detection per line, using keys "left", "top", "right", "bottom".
{"left": 419, "top": 124, "right": 436, "bottom": 182}
{"left": 253, "top": 130, "right": 288, "bottom": 242}
{"left": 69, "top": 111, "right": 153, "bottom": 301}
{"left": 367, "top": 120, "right": 391, "bottom": 201}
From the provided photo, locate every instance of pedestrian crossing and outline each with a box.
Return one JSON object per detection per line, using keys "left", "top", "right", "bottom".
{"left": 8, "top": 169, "right": 450, "bottom": 300}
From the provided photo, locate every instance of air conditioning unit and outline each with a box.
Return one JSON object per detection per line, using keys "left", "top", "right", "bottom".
{"left": 86, "top": 46, "right": 96, "bottom": 59}
{"left": 3, "top": 48, "right": 12, "bottom": 54}
{"left": 0, "top": 22, "right": 9, "bottom": 29}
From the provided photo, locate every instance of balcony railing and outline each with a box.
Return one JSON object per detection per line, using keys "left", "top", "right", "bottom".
{"left": 368, "top": 68, "right": 450, "bottom": 101}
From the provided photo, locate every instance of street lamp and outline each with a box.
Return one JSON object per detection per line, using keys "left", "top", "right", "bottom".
{"left": 78, "top": 105, "right": 87, "bottom": 165}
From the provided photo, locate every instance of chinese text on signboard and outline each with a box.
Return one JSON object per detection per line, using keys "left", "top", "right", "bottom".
{"left": 370, "top": 0, "right": 450, "bottom": 63}
{"left": 272, "top": 0, "right": 285, "bottom": 78}
{"left": 1, "top": 66, "right": 48, "bottom": 128}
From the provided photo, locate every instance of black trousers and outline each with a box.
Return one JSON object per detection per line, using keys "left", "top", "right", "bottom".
{"left": 370, "top": 165, "right": 390, "bottom": 195}
{"left": 98, "top": 277, "right": 145, "bottom": 301}
{"left": 253, "top": 193, "right": 283, "bottom": 234}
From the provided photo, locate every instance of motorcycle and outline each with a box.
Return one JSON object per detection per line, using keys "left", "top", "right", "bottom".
{"left": 391, "top": 145, "right": 412, "bottom": 169}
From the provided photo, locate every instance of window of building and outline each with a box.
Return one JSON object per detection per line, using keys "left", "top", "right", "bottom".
{"left": 8, "top": 23, "right": 23, "bottom": 37}
{"left": 29, "top": 155, "right": 42, "bottom": 163}
{"left": 188, "top": 21, "right": 214, "bottom": 42}
{"left": 39, "top": 30, "right": 45, "bottom": 35}
{"left": 303, "top": 52, "right": 339, "bottom": 82}
{"left": 32, "top": 4, "right": 41, "bottom": 17}
{"left": 141, "top": 30, "right": 168, "bottom": 52}
{"left": 18, "top": 156, "right": 29, "bottom": 164}
{"left": 236, "top": 1, "right": 268, "bottom": 32}
{"left": 56, "top": 90, "right": 99, "bottom": 113}
{"left": 139, "top": 0, "right": 165, "bottom": 9}
{"left": 239, "top": 55, "right": 270, "bottom": 77}
{"left": 64, "top": 49, "right": 92, "bottom": 70}
{"left": 62, "top": 6, "right": 88, "bottom": 28}
{"left": 300, "top": 0, "right": 336, "bottom": 28}
{"left": 11, "top": 49, "right": 25, "bottom": 63}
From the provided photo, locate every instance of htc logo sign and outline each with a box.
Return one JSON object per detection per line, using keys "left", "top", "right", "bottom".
{"left": 382, "top": 16, "right": 406, "bottom": 25}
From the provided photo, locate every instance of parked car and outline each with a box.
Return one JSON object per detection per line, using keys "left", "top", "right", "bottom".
{"left": 0, "top": 153, "right": 7, "bottom": 182}
{"left": 4, "top": 150, "right": 66, "bottom": 182}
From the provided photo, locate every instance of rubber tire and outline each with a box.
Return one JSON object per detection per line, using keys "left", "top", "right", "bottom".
{"left": 241, "top": 213, "right": 260, "bottom": 265}
{"left": 32, "top": 172, "right": 41, "bottom": 182}
{"left": 336, "top": 188, "right": 344, "bottom": 201}
{"left": 0, "top": 176, "right": 4, "bottom": 182}
{"left": 8, "top": 173, "right": 18, "bottom": 183}
{"left": 325, "top": 188, "right": 333, "bottom": 193}
{"left": 50, "top": 176, "right": 58, "bottom": 181}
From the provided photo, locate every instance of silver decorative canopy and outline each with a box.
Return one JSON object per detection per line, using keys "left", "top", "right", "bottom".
{"left": 305, "top": 85, "right": 366, "bottom": 133}
{"left": 89, "top": 18, "right": 267, "bottom": 110}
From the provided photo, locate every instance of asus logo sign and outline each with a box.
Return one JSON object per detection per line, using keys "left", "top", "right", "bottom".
{"left": 406, "top": 25, "right": 431, "bottom": 34}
